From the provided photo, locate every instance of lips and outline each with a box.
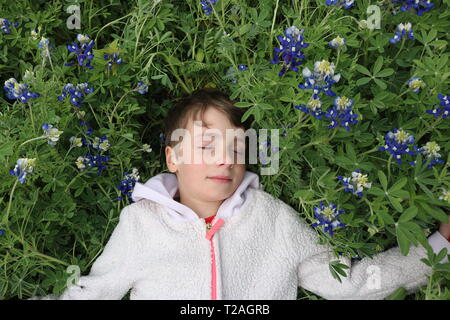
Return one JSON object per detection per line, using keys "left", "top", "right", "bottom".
{"left": 208, "top": 176, "right": 232, "bottom": 181}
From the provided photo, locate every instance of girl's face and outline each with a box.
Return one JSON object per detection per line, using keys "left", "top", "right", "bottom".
{"left": 165, "top": 106, "right": 246, "bottom": 203}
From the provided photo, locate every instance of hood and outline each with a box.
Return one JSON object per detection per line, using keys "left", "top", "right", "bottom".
{"left": 131, "top": 170, "right": 262, "bottom": 222}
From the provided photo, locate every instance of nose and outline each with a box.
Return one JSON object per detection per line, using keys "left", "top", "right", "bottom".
{"left": 215, "top": 143, "right": 235, "bottom": 166}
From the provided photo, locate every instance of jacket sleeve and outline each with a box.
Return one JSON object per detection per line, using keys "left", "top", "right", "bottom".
{"left": 278, "top": 202, "right": 443, "bottom": 300}
{"left": 27, "top": 206, "right": 136, "bottom": 300}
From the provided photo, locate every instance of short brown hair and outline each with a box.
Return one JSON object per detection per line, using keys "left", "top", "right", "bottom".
{"left": 163, "top": 88, "right": 253, "bottom": 148}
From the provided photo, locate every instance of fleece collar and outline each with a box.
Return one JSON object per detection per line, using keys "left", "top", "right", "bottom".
{"left": 131, "top": 170, "right": 261, "bottom": 222}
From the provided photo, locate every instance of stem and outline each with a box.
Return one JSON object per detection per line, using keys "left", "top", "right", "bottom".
{"left": 387, "top": 154, "right": 392, "bottom": 183}
{"left": 109, "top": 91, "right": 131, "bottom": 124}
{"left": 17, "top": 136, "right": 47, "bottom": 151}
{"left": 269, "top": 0, "right": 280, "bottom": 56}
{"left": 28, "top": 102, "right": 36, "bottom": 135}
{"left": 2, "top": 179, "right": 19, "bottom": 225}
{"left": 87, "top": 102, "right": 101, "bottom": 128}
{"left": 392, "top": 37, "right": 406, "bottom": 61}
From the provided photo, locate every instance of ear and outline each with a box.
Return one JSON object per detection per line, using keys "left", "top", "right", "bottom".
{"left": 165, "top": 145, "right": 179, "bottom": 173}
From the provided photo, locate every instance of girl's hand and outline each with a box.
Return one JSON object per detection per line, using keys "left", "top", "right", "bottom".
{"left": 438, "top": 214, "right": 450, "bottom": 240}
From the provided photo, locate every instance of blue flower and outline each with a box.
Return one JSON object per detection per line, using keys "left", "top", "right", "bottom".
{"left": 258, "top": 137, "right": 280, "bottom": 165}
{"left": 117, "top": 168, "right": 140, "bottom": 202}
{"left": 280, "top": 123, "right": 292, "bottom": 137}
{"left": 324, "top": 96, "right": 358, "bottom": 131}
{"left": 295, "top": 93, "right": 326, "bottom": 120}
{"left": 418, "top": 141, "right": 444, "bottom": 169}
{"left": 91, "top": 135, "right": 111, "bottom": 151}
{"left": 65, "top": 34, "right": 95, "bottom": 69}
{"left": 270, "top": 26, "right": 309, "bottom": 77}
{"left": 426, "top": 94, "right": 449, "bottom": 118}
{"left": 200, "top": 0, "right": 218, "bottom": 15}
{"left": 337, "top": 169, "right": 372, "bottom": 197}
{"left": 77, "top": 152, "right": 110, "bottom": 176}
{"left": 4, "top": 78, "right": 40, "bottom": 103}
{"left": 42, "top": 123, "right": 64, "bottom": 146}
{"left": 407, "top": 77, "right": 424, "bottom": 94}
{"left": 134, "top": 81, "right": 148, "bottom": 94}
{"left": 0, "top": 229, "right": 5, "bottom": 236}
{"left": 379, "top": 128, "right": 419, "bottom": 165}
{"left": 298, "top": 60, "right": 341, "bottom": 96}
{"left": 390, "top": 22, "right": 415, "bottom": 44}
{"left": 325, "top": 0, "right": 355, "bottom": 9}
{"left": 328, "top": 36, "right": 346, "bottom": 49}
{"left": 311, "top": 202, "right": 346, "bottom": 237}
{"left": 238, "top": 64, "right": 247, "bottom": 71}
{"left": 10, "top": 158, "right": 36, "bottom": 184}
{"left": 390, "top": 0, "right": 435, "bottom": 16}
{"left": 58, "top": 83, "right": 93, "bottom": 107}
{"left": 0, "top": 18, "right": 19, "bottom": 34}
{"left": 104, "top": 52, "right": 123, "bottom": 69}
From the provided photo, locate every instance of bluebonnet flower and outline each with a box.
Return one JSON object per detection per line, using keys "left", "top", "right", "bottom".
{"left": 408, "top": 77, "right": 425, "bottom": 94}
{"left": 76, "top": 153, "right": 110, "bottom": 176}
{"left": 0, "top": 229, "right": 5, "bottom": 236}
{"left": 42, "top": 124, "right": 64, "bottom": 146}
{"left": 200, "top": 0, "right": 218, "bottom": 15}
{"left": 141, "top": 143, "right": 153, "bottom": 153}
{"left": 311, "top": 202, "right": 346, "bottom": 237}
{"left": 439, "top": 189, "right": 450, "bottom": 204}
{"left": 69, "top": 136, "right": 83, "bottom": 147}
{"left": 238, "top": 64, "right": 247, "bottom": 71}
{"left": 280, "top": 123, "right": 292, "bottom": 137}
{"left": 338, "top": 169, "right": 372, "bottom": 197}
{"left": 23, "top": 70, "right": 34, "bottom": 82}
{"left": 295, "top": 93, "right": 326, "bottom": 120}
{"left": 390, "top": 0, "right": 435, "bottom": 16}
{"left": 133, "top": 81, "right": 148, "bottom": 94}
{"left": 65, "top": 34, "right": 95, "bottom": 69}
{"left": 104, "top": 52, "right": 123, "bottom": 70}
{"left": 0, "top": 18, "right": 19, "bottom": 34}
{"left": 298, "top": 60, "right": 341, "bottom": 96}
{"left": 426, "top": 94, "right": 449, "bottom": 118}
{"left": 4, "top": 78, "right": 40, "bottom": 103}
{"left": 57, "top": 83, "right": 94, "bottom": 107}
{"left": 117, "top": 168, "right": 140, "bottom": 202}
{"left": 270, "top": 26, "right": 309, "bottom": 77}
{"left": 379, "top": 128, "right": 419, "bottom": 165}
{"left": 79, "top": 122, "right": 94, "bottom": 136}
{"left": 259, "top": 138, "right": 280, "bottom": 165}
{"left": 324, "top": 96, "right": 358, "bottom": 131}
{"left": 325, "top": 0, "right": 355, "bottom": 9}
{"left": 329, "top": 36, "right": 346, "bottom": 49}
{"left": 91, "top": 135, "right": 111, "bottom": 152}
{"left": 418, "top": 141, "right": 444, "bottom": 169}
{"left": 390, "top": 22, "right": 415, "bottom": 44}
{"left": 10, "top": 158, "right": 36, "bottom": 184}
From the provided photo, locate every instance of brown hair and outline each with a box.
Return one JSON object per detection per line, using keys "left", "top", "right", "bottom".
{"left": 163, "top": 88, "right": 253, "bottom": 149}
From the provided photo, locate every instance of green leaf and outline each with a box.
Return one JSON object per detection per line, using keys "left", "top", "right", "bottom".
{"left": 356, "top": 64, "right": 372, "bottom": 76}
{"left": 389, "top": 177, "right": 408, "bottom": 192}
{"left": 420, "top": 202, "right": 448, "bottom": 222}
{"left": 378, "top": 170, "right": 388, "bottom": 190}
{"left": 368, "top": 187, "right": 385, "bottom": 197}
{"left": 389, "top": 190, "right": 409, "bottom": 198}
{"left": 373, "top": 56, "right": 384, "bottom": 75}
{"left": 386, "top": 287, "right": 407, "bottom": 300}
{"left": 234, "top": 102, "right": 253, "bottom": 108}
{"left": 376, "top": 68, "right": 394, "bottom": 77}
{"left": 356, "top": 77, "right": 371, "bottom": 86}
{"left": 436, "top": 248, "right": 448, "bottom": 263}
{"left": 396, "top": 225, "right": 411, "bottom": 256}
{"left": 373, "top": 78, "right": 387, "bottom": 90}
{"left": 376, "top": 209, "right": 395, "bottom": 225}
{"left": 388, "top": 195, "right": 403, "bottom": 212}
{"left": 398, "top": 206, "right": 419, "bottom": 222}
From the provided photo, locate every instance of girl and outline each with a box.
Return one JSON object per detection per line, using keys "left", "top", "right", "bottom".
{"left": 29, "top": 88, "right": 450, "bottom": 300}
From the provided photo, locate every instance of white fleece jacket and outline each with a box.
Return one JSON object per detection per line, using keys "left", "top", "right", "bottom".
{"left": 29, "top": 170, "right": 450, "bottom": 300}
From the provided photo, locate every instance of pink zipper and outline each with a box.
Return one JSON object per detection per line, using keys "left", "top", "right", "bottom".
{"left": 205, "top": 218, "right": 224, "bottom": 300}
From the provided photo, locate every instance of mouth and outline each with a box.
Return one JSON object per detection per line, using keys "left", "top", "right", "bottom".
{"left": 208, "top": 176, "right": 232, "bottom": 183}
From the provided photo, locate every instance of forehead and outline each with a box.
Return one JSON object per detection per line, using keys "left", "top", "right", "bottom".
{"left": 185, "top": 107, "right": 245, "bottom": 142}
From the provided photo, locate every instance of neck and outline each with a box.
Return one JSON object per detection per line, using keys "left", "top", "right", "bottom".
{"left": 177, "top": 192, "right": 221, "bottom": 219}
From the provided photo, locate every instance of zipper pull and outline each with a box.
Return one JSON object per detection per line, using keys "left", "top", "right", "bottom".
{"left": 206, "top": 222, "right": 212, "bottom": 232}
